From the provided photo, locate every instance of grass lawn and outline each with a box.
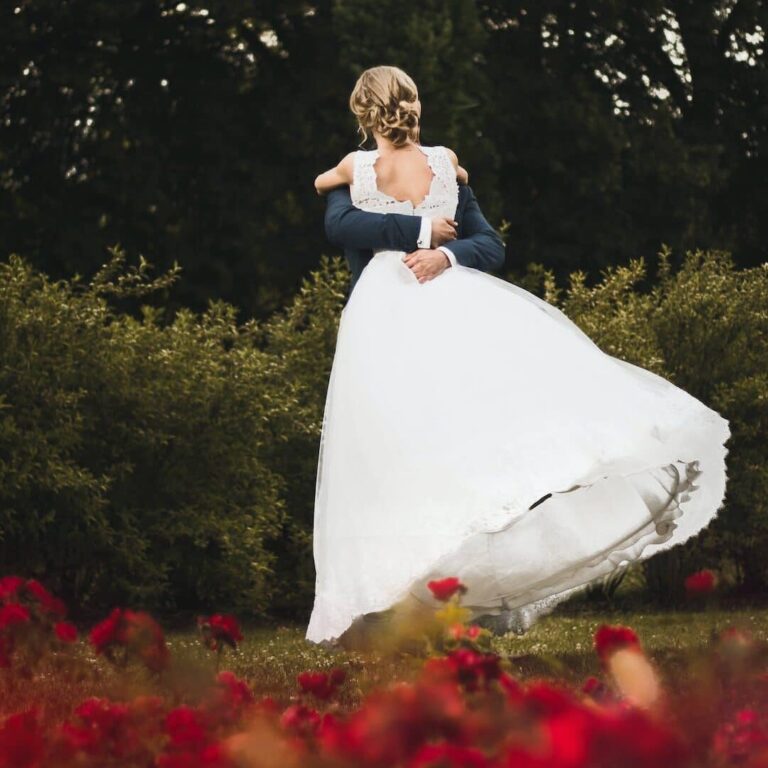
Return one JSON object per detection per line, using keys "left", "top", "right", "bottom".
{"left": 3, "top": 602, "right": 765, "bottom": 720}
{"left": 164, "top": 603, "right": 768, "bottom": 708}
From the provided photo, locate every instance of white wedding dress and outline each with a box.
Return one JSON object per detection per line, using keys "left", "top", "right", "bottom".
{"left": 305, "top": 144, "right": 731, "bottom": 644}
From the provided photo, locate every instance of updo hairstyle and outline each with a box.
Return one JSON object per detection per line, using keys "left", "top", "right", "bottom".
{"left": 349, "top": 66, "right": 420, "bottom": 148}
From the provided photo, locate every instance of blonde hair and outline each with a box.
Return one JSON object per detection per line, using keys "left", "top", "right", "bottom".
{"left": 349, "top": 66, "right": 420, "bottom": 148}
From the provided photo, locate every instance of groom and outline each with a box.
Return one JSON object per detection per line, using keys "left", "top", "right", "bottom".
{"left": 322, "top": 181, "right": 506, "bottom": 296}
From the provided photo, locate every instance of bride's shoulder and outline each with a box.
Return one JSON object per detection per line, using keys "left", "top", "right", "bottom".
{"left": 437, "top": 145, "right": 460, "bottom": 169}
{"left": 424, "top": 144, "right": 459, "bottom": 167}
{"left": 430, "top": 145, "right": 469, "bottom": 185}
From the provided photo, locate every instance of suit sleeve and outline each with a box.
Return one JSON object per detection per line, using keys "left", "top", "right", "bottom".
{"left": 444, "top": 186, "right": 506, "bottom": 272}
{"left": 324, "top": 187, "right": 423, "bottom": 251}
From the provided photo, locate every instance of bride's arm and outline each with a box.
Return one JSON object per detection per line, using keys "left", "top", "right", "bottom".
{"left": 314, "top": 152, "right": 356, "bottom": 195}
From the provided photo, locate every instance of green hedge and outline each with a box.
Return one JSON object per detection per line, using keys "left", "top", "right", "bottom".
{"left": 1, "top": 246, "right": 765, "bottom": 617}
{"left": 0, "top": 248, "right": 346, "bottom": 616}
{"left": 523, "top": 247, "right": 768, "bottom": 602}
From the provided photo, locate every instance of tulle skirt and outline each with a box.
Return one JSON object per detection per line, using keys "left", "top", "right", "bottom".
{"left": 305, "top": 250, "right": 730, "bottom": 643}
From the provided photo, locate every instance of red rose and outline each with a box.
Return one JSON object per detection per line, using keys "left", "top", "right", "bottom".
{"left": 410, "top": 742, "right": 491, "bottom": 768}
{"left": 54, "top": 622, "right": 78, "bottom": 643}
{"left": 197, "top": 614, "right": 243, "bottom": 652}
{"left": 593, "top": 624, "right": 641, "bottom": 664}
{"left": 164, "top": 706, "right": 209, "bottom": 750}
{"left": 684, "top": 569, "right": 717, "bottom": 596}
{"left": 24, "top": 579, "right": 67, "bottom": 617}
{"left": 89, "top": 608, "right": 123, "bottom": 652}
{"left": 89, "top": 608, "right": 169, "bottom": 672}
{"left": 427, "top": 577, "right": 467, "bottom": 602}
{"left": 424, "top": 648, "right": 501, "bottom": 692}
{"left": 0, "top": 603, "right": 31, "bottom": 631}
{"left": 297, "top": 667, "right": 346, "bottom": 700}
{"left": 56, "top": 696, "right": 165, "bottom": 763}
{"left": 0, "top": 709, "right": 44, "bottom": 767}
{"left": 581, "top": 675, "right": 617, "bottom": 704}
{"left": 209, "top": 614, "right": 243, "bottom": 645}
{"left": 202, "top": 671, "right": 255, "bottom": 727}
{"left": 0, "top": 576, "right": 25, "bottom": 602}
{"left": 280, "top": 703, "right": 321, "bottom": 735}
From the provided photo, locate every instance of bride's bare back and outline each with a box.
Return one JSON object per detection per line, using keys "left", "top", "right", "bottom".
{"left": 315, "top": 140, "right": 468, "bottom": 198}
{"left": 369, "top": 144, "right": 438, "bottom": 208}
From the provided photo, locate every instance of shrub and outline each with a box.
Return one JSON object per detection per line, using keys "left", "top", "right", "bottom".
{"left": 0, "top": 248, "right": 292, "bottom": 614}
{"left": 1, "top": 244, "right": 765, "bottom": 615}
{"left": 549, "top": 247, "right": 768, "bottom": 601}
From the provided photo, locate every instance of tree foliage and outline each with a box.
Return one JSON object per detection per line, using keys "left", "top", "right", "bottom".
{"left": 1, "top": 1, "right": 765, "bottom": 319}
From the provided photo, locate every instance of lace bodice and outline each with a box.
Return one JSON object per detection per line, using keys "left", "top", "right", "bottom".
{"left": 350, "top": 144, "right": 459, "bottom": 221}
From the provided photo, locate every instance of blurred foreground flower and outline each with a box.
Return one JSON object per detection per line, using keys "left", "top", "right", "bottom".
{"left": 427, "top": 577, "right": 467, "bottom": 602}
{"left": 198, "top": 614, "right": 244, "bottom": 652}
{"left": 0, "top": 574, "right": 767, "bottom": 767}
{"left": 197, "top": 613, "right": 244, "bottom": 671}
{"left": 0, "top": 575, "right": 77, "bottom": 669}
{"left": 594, "top": 624, "right": 662, "bottom": 710}
{"left": 297, "top": 668, "right": 347, "bottom": 701}
{"left": 89, "top": 608, "right": 170, "bottom": 672}
{"left": 685, "top": 569, "right": 718, "bottom": 597}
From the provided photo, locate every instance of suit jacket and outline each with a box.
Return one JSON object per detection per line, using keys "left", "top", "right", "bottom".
{"left": 323, "top": 184, "right": 506, "bottom": 296}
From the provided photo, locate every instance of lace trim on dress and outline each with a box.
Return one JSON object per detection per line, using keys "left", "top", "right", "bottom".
{"left": 351, "top": 145, "right": 459, "bottom": 215}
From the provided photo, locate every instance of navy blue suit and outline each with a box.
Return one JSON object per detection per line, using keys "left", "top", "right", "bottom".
{"left": 323, "top": 184, "right": 506, "bottom": 296}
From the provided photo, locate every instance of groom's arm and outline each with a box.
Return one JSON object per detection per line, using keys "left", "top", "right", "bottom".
{"left": 324, "top": 186, "right": 505, "bottom": 273}
{"left": 439, "top": 186, "right": 505, "bottom": 272}
{"left": 324, "top": 187, "right": 432, "bottom": 252}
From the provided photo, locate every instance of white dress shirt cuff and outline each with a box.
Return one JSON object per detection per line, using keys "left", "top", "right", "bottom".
{"left": 417, "top": 217, "right": 432, "bottom": 250}
{"left": 438, "top": 245, "right": 457, "bottom": 267}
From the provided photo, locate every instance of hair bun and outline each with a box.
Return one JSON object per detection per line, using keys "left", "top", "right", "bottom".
{"left": 349, "top": 66, "right": 420, "bottom": 148}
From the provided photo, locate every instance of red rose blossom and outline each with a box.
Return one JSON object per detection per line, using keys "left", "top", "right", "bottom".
{"left": 89, "top": 608, "right": 169, "bottom": 672}
{"left": 202, "top": 671, "right": 255, "bottom": 727}
{"left": 685, "top": 569, "right": 717, "bottom": 596}
{"left": 197, "top": 614, "right": 243, "bottom": 652}
{"left": 0, "top": 602, "right": 31, "bottom": 631}
{"left": 164, "top": 706, "right": 209, "bottom": 750}
{"left": 427, "top": 577, "right": 467, "bottom": 602}
{"left": 280, "top": 703, "right": 322, "bottom": 735}
{"left": 89, "top": 608, "right": 122, "bottom": 652}
{"left": 0, "top": 709, "right": 44, "bottom": 768}
{"left": 54, "top": 622, "right": 78, "bottom": 643}
{"left": 410, "top": 742, "right": 491, "bottom": 768}
{"left": 594, "top": 624, "right": 641, "bottom": 664}
{"left": 24, "top": 579, "right": 67, "bottom": 617}
{"left": 297, "top": 668, "right": 347, "bottom": 700}
{"left": 0, "top": 576, "right": 25, "bottom": 602}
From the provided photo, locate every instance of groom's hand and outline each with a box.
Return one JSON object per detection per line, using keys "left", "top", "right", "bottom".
{"left": 403, "top": 249, "right": 451, "bottom": 283}
{"left": 431, "top": 217, "right": 458, "bottom": 248}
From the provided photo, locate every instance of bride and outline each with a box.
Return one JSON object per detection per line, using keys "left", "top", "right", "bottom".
{"left": 306, "top": 65, "right": 731, "bottom": 648}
